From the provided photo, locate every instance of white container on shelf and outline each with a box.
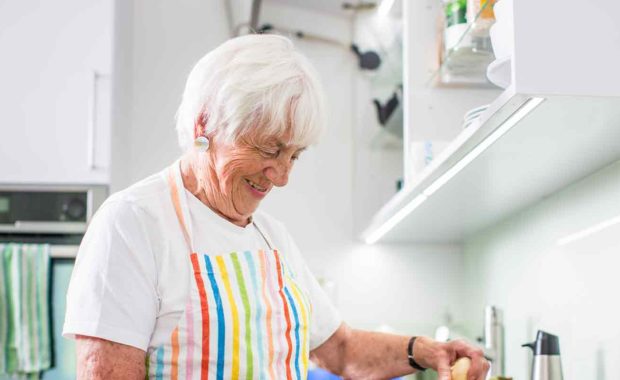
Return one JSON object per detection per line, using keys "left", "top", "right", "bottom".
{"left": 486, "top": 56, "right": 511, "bottom": 88}
{"left": 487, "top": 0, "right": 513, "bottom": 88}
{"left": 489, "top": 0, "right": 513, "bottom": 59}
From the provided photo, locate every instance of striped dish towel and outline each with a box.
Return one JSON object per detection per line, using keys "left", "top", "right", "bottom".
{"left": 0, "top": 243, "right": 52, "bottom": 377}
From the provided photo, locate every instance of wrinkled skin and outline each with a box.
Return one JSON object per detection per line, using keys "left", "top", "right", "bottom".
{"left": 180, "top": 122, "right": 305, "bottom": 227}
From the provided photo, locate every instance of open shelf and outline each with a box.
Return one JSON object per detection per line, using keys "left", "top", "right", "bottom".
{"left": 428, "top": 1, "right": 498, "bottom": 87}
{"left": 362, "top": 88, "right": 620, "bottom": 244}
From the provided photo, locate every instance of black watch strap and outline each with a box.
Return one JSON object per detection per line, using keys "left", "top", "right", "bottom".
{"left": 407, "top": 336, "right": 426, "bottom": 372}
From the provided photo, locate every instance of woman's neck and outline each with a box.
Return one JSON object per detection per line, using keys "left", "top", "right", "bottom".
{"left": 179, "top": 155, "right": 251, "bottom": 227}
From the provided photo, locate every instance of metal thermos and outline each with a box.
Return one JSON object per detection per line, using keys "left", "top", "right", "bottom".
{"left": 483, "top": 306, "right": 504, "bottom": 377}
{"left": 522, "top": 330, "right": 564, "bottom": 380}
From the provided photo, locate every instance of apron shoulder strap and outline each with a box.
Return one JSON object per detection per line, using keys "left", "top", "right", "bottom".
{"left": 252, "top": 219, "right": 275, "bottom": 251}
{"left": 167, "top": 163, "right": 194, "bottom": 253}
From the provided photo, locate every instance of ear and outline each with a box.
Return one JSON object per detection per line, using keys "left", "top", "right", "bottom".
{"left": 194, "top": 112, "right": 208, "bottom": 139}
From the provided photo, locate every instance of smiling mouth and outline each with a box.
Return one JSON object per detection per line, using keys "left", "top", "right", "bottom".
{"left": 244, "top": 178, "right": 268, "bottom": 192}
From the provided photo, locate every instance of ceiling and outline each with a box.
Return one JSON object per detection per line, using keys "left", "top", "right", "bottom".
{"left": 265, "top": 0, "right": 379, "bottom": 17}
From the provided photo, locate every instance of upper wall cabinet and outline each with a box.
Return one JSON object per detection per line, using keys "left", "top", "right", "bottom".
{"left": 362, "top": 0, "right": 620, "bottom": 244}
{"left": 0, "top": 0, "right": 113, "bottom": 185}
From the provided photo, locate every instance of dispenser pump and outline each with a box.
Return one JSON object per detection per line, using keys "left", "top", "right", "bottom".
{"left": 522, "top": 331, "right": 561, "bottom": 355}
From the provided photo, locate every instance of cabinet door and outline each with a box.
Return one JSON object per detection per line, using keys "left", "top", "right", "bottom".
{"left": 0, "top": 0, "right": 112, "bottom": 184}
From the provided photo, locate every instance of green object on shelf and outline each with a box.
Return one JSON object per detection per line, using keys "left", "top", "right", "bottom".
{"left": 445, "top": 0, "right": 467, "bottom": 27}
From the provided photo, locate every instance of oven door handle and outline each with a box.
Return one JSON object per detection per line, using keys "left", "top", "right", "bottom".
{"left": 0, "top": 221, "right": 87, "bottom": 234}
{"left": 50, "top": 244, "right": 80, "bottom": 259}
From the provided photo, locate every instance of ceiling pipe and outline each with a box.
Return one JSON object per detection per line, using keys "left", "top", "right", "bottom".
{"left": 250, "top": 0, "right": 262, "bottom": 33}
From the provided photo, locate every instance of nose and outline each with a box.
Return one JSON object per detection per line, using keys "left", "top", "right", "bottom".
{"left": 264, "top": 158, "right": 291, "bottom": 187}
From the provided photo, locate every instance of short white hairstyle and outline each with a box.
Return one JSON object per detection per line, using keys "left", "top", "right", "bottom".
{"left": 176, "top": 34, "right": 326, "bottom": 151}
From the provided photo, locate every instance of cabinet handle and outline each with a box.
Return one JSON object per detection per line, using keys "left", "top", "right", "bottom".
{"left": 87, "top": 70, "right": 100, "bottom": 170}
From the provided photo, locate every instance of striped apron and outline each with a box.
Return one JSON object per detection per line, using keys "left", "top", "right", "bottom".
{"left": 147, "top": 164, "right": 311, "bottom": 379}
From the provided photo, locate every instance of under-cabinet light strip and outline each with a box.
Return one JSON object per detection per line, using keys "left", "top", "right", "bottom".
{"left": 363, "top": 97, "right": 545, "bottom": 245}
{"left": 364, "top": 194, "right": 427, "bottom": 244}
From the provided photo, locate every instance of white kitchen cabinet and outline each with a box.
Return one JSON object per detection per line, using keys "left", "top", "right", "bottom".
{"left": 0, "top": 0, "right": 113, "bottom": 184}
{"left": 362, "top": 0, "right": 620, "bottom": 244}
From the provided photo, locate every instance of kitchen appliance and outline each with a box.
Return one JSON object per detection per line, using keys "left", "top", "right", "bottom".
{"left": 0, "top": 184, "right": 107, "bottom": 378}
{"left": 522, "top": 330, "right": 564, "bottom": 380}
{"left": 0, "top": 185, "right": 107, "bottom": 251}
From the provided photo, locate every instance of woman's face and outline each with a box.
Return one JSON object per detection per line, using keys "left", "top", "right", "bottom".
{"left": 203, "top": 128, "right": 305, "bottom": 224}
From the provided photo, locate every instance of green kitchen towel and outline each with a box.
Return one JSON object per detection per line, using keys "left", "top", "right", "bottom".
{"left": 0, "top": 243, "right": 52, "bottom": 377}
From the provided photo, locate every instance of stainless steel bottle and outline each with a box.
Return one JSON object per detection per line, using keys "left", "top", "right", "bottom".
{"left": 522, "top": 330, "right": 564, "bottom": 380}
{"left": 483, "top": 306, "right": 504, "bottom": 377}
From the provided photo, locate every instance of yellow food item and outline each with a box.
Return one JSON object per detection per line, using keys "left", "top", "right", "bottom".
{"left": 451, "top": 357, "right": 471, "bottom": 380}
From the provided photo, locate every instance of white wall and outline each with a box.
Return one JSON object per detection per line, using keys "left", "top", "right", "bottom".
{"left": 110, "top": 0, "right": 134, "bottom": 192}
{"left": 111, "top": 0, "right": 230, "bottom": 192}
{"left": 258, "top": 3, "right": 464, "bottom": 335}
{"left": 112, "top": 1, "right": 464, "bottom": 337}
{"left": 462, "top": 159, "right": 620, "bottom": 379}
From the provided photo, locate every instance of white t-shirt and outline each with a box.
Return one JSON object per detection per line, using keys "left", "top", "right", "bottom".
{"left": 63, "top": 165, "right": 341, "bottom": 352}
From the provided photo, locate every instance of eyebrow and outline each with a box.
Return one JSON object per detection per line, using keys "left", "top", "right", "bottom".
{"left": 276, "top": 140, "right": 306, "bottom": 153}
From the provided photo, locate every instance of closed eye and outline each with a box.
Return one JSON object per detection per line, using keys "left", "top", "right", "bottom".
{"left": 259, "top": 147, "right": 279, "bottom": 158}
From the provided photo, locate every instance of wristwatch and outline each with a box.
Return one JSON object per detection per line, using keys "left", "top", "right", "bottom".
{"left": 408, "top": 336, "right": 427, "bottom": 372}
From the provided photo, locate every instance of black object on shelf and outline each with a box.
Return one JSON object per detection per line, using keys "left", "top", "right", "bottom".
{"left": 351, "top": 44, "right": 381, "bottom": 70}
{"left": 373, "top": 91, "right": 399, "bottom": 126}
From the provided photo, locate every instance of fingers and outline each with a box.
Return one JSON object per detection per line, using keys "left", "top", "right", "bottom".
{"left": 469, "top": 353, "right": 490, "bottom": 380}
{"left": 436, "top": 354, "right": 453, "bottom": 380}
{"left": 448, "top": 340, "right": 490, "bottom": 380}
{"left": 423, "top": 338, "right": 489, "bottom": 380}
{"left": 467, "top": 349, "right": 487, "bottom": 380}
{"left": 478, "top": 360, "right": 491, "bottom": 380}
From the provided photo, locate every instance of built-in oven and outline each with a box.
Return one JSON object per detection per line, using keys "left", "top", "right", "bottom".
{"left": 0, "top": 184, "right": 107, "bottom": 379}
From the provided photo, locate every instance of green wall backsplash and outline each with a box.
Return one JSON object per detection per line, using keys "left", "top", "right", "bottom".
{"left": 463, "top": 159, "right": 620, "bottom": 379}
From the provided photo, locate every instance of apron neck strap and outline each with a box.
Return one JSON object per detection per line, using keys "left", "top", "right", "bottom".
{"left": 252, "top": 220, "right": 275, "bottom": 251}
{"left": 167, "top": 160, "right": 275, "bottom": 253}
{"left": 167, "top": 163, "right": 194, "bottom": 253}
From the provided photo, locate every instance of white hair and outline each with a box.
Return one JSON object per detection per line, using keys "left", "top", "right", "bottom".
{"left": 175, "top": 34, "right": 326, "bottom": 151}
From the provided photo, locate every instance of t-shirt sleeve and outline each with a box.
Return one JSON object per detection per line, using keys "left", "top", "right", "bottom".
{"left": 62, "top": 198, "right": 159, "bottom": 351}
{"left": 283, "top": 231, "right": 342, "bottom": 350}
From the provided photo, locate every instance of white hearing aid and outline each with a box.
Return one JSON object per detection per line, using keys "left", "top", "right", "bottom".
{"left": 194, "top": 136, "right": 209, "bottom": 152}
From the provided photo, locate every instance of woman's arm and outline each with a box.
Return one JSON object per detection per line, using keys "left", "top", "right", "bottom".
{"left": 310, "top": 323, "right": 489, "bottom": 380}
{"left": 76, "top": 335, "right": 146, "bottom": 379}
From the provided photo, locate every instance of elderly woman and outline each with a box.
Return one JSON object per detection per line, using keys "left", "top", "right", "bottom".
{"left": 63, "top": 35, "right": 489, "bottom": 379}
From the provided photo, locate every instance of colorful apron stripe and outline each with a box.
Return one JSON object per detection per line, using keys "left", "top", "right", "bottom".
{"left": 230, "top": 253, "right": 254, "bottom": 380}
{"left": 284, "top": 287, "right": 302, "bottom": 380}
{"left": 190, "top": 253, "right": 210, "bottom": 380}
{"left": 185, "top": 294, "right": 195, "bottom": 380}
{"left": 273, "top": 250, "right": 294, "bottom": 380}
{"left": 171, "top": 327, "right": 180, "bottom": 380}
{"left": 215, "top": 255, "right": 241, "bottom": 380}
{"left": 156, "top": 346, "right": 164, "bottom": 379}
{"left": 204, "top": 255, "right": 226, "bottom": 380}
{"left": 243, "top": 251, "right": 266, "bottom": 380}
{"left": 288, "top": 279, "right": 310, "bottom": 376}
{"left": 150, "top": 164, "right": 311, "bottom": 379}
{"left": 259, "top": 250, "right": 276, "bottom": 380}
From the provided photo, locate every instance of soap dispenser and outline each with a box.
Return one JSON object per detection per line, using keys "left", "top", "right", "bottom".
{"left": 522, "top": 330, "right": 564, "bottom": 380}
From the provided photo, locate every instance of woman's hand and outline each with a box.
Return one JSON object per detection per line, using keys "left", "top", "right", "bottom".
{"left": 413, "top": 336, "right": 490, "bottom": 380}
